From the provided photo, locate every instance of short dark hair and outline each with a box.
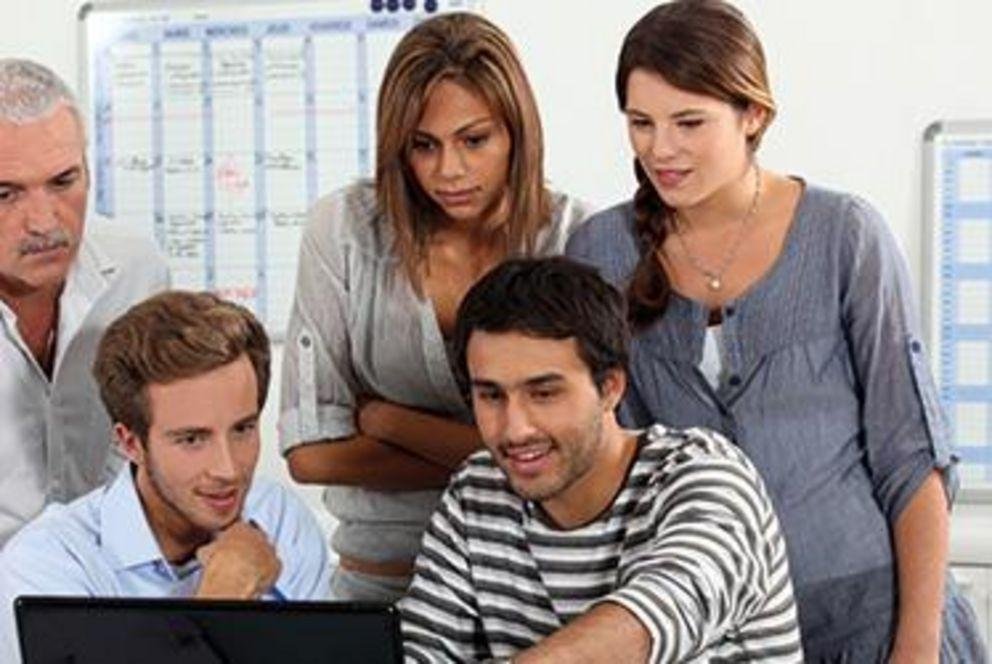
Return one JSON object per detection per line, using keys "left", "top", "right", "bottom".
{"left": 452, "top": 257, "right": 629, "bottom": 392}
{"left": 93, "top": 290, "right": 271, "bottom": 441}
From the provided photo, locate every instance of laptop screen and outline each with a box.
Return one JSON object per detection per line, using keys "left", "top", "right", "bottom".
{"left": 16, "top": 596, "right": 402, "bottom": 664}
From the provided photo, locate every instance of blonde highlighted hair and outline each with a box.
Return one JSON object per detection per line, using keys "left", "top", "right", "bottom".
{"left": 375, "top": 12, "right": 550, "bottom": 290}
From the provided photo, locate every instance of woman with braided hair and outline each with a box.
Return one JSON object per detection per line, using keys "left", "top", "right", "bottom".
{"left": 566, "top": 1, "right": 984, "bottom": 660}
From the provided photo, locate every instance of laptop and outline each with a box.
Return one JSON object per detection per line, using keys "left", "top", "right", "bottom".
{"left": 15, "top": 596, "right": 403, "bottom": 664}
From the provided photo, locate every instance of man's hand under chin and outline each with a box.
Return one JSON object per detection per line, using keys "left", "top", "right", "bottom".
{"left": 194, "top": 521, "right": 282, "bottom": 600}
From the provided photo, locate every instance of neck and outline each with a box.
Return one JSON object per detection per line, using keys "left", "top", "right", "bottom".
{"left": 0, "top": 279, "right": 61, "bottom": 321}
{"left": 677, "top": 161, "right": 759, "bottom": 232}
{"left": 541, "top": 419, "right": 637, "bottom": 529}
{"left": 1, "top": 283, "right": 62, "bottom": 372}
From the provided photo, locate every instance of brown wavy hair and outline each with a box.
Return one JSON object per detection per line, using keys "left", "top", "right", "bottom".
{"left": 93, "top": 291, "right": 270, "bottom": 441}
{"left": 616, "top": 0, "right": 776, "bottom": 328}
{"left": 375, "top": 12, "right": 550, "bottom": 292}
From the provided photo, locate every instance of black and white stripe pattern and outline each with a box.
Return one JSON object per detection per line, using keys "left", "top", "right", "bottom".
{"left": 400, "top": 424, "right": 803, "bottom": 662}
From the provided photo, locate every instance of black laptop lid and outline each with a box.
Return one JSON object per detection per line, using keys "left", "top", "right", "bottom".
{"left": 15, "top": 596, "right": 402, "bottom": 664}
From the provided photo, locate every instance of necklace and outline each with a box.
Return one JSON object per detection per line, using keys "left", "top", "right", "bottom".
{"left": 672, "top": 163, "right": 762, "bottom": 291}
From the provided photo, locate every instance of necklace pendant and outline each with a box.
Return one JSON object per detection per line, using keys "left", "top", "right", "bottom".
{"left": 707, "top": 276, "right": 722, "bottom": 291}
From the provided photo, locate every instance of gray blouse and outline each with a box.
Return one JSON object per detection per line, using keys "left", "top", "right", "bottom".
{"left": 566, "top": 184, "right": 984, "bottom": 661}
{"left": 279, "top": 181, "right": 590, "bottom": 571}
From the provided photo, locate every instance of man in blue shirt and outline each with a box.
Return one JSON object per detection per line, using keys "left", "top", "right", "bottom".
{"left": 0, "top": 291, "right": 331, "bottom": 661}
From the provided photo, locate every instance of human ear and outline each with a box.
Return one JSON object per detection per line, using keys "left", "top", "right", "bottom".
{"left": 114, "top": 423, "right": 145, "bottom": 466}
{"left": 599, "top": 368, "right": 628, "bottom": 412}
{"left": 742, "top": 103, "right": 768, "bottom": 140}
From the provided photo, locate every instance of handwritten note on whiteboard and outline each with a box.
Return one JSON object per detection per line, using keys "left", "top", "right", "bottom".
{"left": 83, "top": 0, "right": 479, "bottom": 336}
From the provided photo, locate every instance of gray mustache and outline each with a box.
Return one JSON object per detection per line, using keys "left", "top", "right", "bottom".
{"left": 19, "top": 228, "right": 73, "bottom": 256}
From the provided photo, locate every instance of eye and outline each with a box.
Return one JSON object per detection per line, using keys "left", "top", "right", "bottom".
{"left": 627, "top": 116, "right": 653, "bottom": 130}
{"left": 410, "top": 136, "right": 436, "bottom": 154}
{"left": 233, "top": 420, "right": 258, "bottom": 437}
{"left": 529, "top": 386, "right": 561, "bottom": 402}
{"left": 463, "top": 132, "right": 490, "bottom": 149}
{"left": 49, "top": 168, "right": 82, "bottom": 191}
{"left": 174, "top": 432, "right": 207, "bottom": 447}
{"left": 0, "top": 186, "right": 16, "bottom": 204}
{"left": 473, "top": 388, "right": 504, "bottom": 404}
{"left": 676, "top": 118, "right": 704, "bottom": 130}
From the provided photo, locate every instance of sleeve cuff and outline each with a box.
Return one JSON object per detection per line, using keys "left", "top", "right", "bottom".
{"left": 278, "top": 405, "right": 357, "bottom": 455}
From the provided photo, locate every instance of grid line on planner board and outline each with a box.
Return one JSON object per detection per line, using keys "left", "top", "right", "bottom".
{"left": 90, "top": 12, "right": 425, "bottom": 335}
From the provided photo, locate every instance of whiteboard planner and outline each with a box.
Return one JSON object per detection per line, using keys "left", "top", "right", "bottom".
{"left": 924, "top": 120, "right": 992, "bottom": 492}
{"left": 81, "top": 0, "right": 480, "bottom": 336}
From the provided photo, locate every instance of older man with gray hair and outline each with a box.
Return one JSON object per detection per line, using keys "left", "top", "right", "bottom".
{"left": 0, "top": 58, "right": 168, "bottom": 545}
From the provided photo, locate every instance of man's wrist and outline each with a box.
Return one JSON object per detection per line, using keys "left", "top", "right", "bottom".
{"left": 197, "top": 558, "right": 264, "bottom": 599}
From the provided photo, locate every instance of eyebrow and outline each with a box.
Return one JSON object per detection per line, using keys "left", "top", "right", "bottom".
{"left": 232, "top": 413, "right": 260, "bottom": 428}
{"left": 164, "top": 426, "right": 211, "bottom": 439}
{"left": 48, "top": 165, "right": 83, "bottom": 182}
{"left": 162, "top": 412, "right": 258, "bottom": 439}
{"left": 414, "top": 116, "right": 496, "bottom": 140}
{"left": 0, "top": 165, "right": 85, "bottom": 191}
{"left": 624, "top": 107, "right": 708, "bottom": 119}
{"left": 470, "top": 373, "right": 564, "bottom": 391}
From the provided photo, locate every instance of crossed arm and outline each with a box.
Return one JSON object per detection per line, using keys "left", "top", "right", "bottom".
{"left": 287, "top": 399, "right": 483, "bottom": 491}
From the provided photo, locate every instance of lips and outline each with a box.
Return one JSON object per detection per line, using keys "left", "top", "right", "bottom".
{"left": 197, "top": 487, "right": 240, "bottom": 514}
{"left": 20, "top": 241, "right": 71, "bottom": 258}
{"left": 654, "top": 168, "right": 691, "bottom": 189}
{"left": 435, "top": 187, "right": 480, "bottom": 207}
{"left": 501, "top": 441, "right": 554, "bottom": 477}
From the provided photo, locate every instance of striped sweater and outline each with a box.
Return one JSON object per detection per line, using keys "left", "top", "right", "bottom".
{"left": 400, "top": 424, "right": 803, "bottom": 663}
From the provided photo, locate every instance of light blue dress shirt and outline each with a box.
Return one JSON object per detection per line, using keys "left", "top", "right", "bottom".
{"left": 0, "top": 466, "right": 331, "bottom": 662}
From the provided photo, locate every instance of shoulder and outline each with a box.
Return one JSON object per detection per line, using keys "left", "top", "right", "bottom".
{"left": 636, "top": 423, "right": 764, "bottom": 489}
{"left": 563, "top": 200, "right": 640, "bottom": 284}
{"left": 799, "top": 183, "right": 906, "bottom": 285}
{"left": 799, "top": 183, "right": 890, "bottom": 246}
{"left": 81, "top": 225, "right": 169, "bottom": 289}
{"left": 305, "top": 180, "right": 393, "bottom": 257}
{"left": 527, "top": 189, "right": 596, "bottom": 256}
{"left": 243, "top": 477, "right": 323, "bottom": 544}
{"left": 0, "top": 495, "right": 102, "bottom": 589}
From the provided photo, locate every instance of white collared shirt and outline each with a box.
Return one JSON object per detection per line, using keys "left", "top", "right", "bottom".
{"left": 0, "top": 228, "right": 168, "bottom": 546}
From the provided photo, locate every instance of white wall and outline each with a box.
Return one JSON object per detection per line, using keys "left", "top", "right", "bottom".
{"left": 3, "top": 0, "right": 992, "bottom": 538}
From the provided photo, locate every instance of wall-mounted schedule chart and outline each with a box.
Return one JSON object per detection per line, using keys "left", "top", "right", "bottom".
{"left": 81, "top": 0, "right": 480, "bottom": 335}
{"left": 924, "top": 121, "right": 992, "bottom": 491}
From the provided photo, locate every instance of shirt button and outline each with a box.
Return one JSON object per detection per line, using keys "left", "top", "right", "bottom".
{"left": 910, "top": 341, "right": 922, "bottom": 353}
{"left": 724, "top": 306, "right": 736, "bottom": 318}
{"left": 728, "top": 374, "right": 742, "bottom": 387}
{"left": 300, "top": 335, "right": 311, "bottom": 349}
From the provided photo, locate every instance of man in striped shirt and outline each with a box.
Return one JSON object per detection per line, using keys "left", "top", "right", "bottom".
{"left": 399, "top": 257, "right": 803, "bottom": 663}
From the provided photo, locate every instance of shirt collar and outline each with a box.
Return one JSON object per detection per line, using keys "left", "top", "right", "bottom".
{"left": 100, "top": 466, "right": 170, "bottom": 571}
{"left": 59, "top": 232, "right": 119, "bottom": 322}
{"left": 98, "top": 469, "right": 288, "bottom": 598}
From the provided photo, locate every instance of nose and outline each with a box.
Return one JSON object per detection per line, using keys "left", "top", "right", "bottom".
{"left": 501, "top": 397, "right": 539, "bottom": 445}
{"left": 206, "top": 440, "right": 239, "bottom": 481}
{"left": 21, "top": 189, "right": 60, "bottom": 234}
{"left": 649, "top": 124, "right": 678, "bottom": 162}
{"left": 437, "top": 144, "right": 467, "bottom": 180}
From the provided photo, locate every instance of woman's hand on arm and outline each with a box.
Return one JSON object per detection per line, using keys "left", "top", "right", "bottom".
{"left": 286, "top": 435, "right": 450, "bottom": 491}
{"left": 357, "top": 399, "right": 483, "bottom": 469}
